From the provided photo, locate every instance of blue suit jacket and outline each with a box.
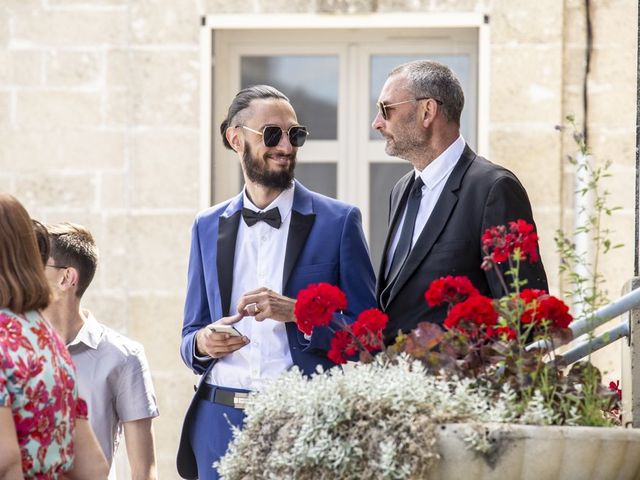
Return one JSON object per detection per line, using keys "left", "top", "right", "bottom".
{"left": 177, "top": 181, "right": 376, "bottom": 478}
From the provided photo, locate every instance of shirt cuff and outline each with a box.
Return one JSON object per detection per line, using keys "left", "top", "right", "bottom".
{"left": 192, "top": 335, "right": 211, "bottom": 362}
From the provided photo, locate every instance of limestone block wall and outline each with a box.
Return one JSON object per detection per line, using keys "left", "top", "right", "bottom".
{"left": 0, "top": 0, "right": 201, "bottom": 476}
{"left": 0, "top": 0, "right": 637, "bottom": 478}
{"left": 561, "top": 0, "right": 638, "bottom": 383}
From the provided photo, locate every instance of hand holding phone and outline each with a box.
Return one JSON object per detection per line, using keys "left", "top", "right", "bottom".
{"left": 208, "top": 324, "right": 242, "bottom": 337}
{"left": 196, "top": 313, "right": 248, "bottom": 359}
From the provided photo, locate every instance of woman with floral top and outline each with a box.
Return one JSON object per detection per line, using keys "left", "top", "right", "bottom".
{"left": 0, "top": 193, "right": 108, "bottom": 479}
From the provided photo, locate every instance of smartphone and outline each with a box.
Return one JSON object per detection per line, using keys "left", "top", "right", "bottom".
{"left": 208, "top": 324, "right": 242, "bottom": 337}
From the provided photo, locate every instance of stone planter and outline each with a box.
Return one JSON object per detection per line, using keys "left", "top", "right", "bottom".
{"left": 432, "top": 423, "right": 640, "bottom": 479}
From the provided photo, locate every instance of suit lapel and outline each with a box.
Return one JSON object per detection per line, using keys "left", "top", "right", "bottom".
{"left": 283, "top": 210, "right": 315, "bottom": 291}
{"left": 386, "top": 145, "right": 476, "bottom": 306}
{"left": 216, "top": 210, "right": 241, "bottom": 317}
{"left": 376, "top": 171, "right": 414, "bottom": 298}
{"left": 282, "top": 180, "right": 316, "bottom": 291}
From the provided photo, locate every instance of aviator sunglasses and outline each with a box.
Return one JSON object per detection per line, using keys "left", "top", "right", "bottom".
{"left": 376, "top": 97, "right": 443, "bottom": 121}
{"left": 237, "top": 124, "right": 309, "bottom": 148}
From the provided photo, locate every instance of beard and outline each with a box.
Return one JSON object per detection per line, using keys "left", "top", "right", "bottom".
{"left": 383, "top": 111, "right": 425, "bottom": 161}
{"left": 242, "top": 141, "right": 296, "bottom": 190}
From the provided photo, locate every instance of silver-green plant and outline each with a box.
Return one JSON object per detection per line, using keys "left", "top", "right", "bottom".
{"left": 217, "top": 356, "right": 563, "bottom": 480}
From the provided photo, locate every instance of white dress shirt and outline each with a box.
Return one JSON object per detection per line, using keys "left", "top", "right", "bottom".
{"left": 67, "top": 310, "right": 159, "bottom": 479}
{"left": 206, "top": 184, "right": 295, "bottom": 390}
{"left": 385, "top": 135, "right": 466, "bottom": 278}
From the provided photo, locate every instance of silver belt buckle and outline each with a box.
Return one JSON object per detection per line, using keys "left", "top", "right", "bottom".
{"left": 233, "top": 392, "right": 249, "bottom": 409}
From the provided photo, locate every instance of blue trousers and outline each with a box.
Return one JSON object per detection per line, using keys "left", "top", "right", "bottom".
{"left": 188, "top": 385, "right": 247, "bottom": 480}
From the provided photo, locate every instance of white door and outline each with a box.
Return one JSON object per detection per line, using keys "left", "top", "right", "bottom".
{"left": 212, "top": 27, "right": 480, "bottom": 266}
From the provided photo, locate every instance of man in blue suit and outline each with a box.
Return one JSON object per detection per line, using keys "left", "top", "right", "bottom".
{"left": 177, "top": 85, "right": 376, "bottom": 479}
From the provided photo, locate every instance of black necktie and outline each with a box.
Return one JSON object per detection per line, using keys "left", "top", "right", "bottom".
{"left": 385, "top": 176, "right": 424, "bottom": 286}
{"left": 241, "top": 207, "right": 282, "bottom": 229}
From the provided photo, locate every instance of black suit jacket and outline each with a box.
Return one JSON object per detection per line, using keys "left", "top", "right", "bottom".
{"left": 377, "top": 145, "right": 548, "bottom": 343}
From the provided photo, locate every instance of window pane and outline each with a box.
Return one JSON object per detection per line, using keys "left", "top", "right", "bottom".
{"left": 369, "top": 162, "right": 414, "bottom": 268}
{"left": 241, "top": 56, "right": 338, "bottom": 140}
{"left": 238, "top": 163, "right": 337, "bottom": 200}
{"left": 369, "top": 55, "right": 475, "bottom": 148}
{"left": 296, "top": 163, "right": 337, "bottom": 199}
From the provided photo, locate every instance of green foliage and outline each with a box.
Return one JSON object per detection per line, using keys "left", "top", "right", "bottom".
{"left": 554, "top": 115, "right": 623, "bottom": 317}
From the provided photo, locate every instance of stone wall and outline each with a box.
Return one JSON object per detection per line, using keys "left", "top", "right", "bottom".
{"left": 0, "top": 0, "right": 636, "bottom": 478}
{"left": 1, "top": 0, "right": 201, "bottom": 475}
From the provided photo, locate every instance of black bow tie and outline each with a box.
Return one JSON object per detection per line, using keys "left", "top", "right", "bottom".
{"left": 241, "top": 207, "right": 282, "bottom": 229}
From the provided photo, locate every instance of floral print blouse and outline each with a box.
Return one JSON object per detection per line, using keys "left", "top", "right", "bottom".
{"left": 0, "top": 308, "right": 88, "bottom": 479}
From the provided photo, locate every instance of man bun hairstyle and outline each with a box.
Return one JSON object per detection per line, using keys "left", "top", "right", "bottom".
{"left": 220, "top": 85, "right": 290, "bottom": 150}
{"left": 392, "top": 60, "right": 465, "bottom": 126}
{"left": 47, "top": 222, "right": 98, "bottom": 298}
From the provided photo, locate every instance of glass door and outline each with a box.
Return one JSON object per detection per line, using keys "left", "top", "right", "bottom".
{"left": 213, "top": 28, "right": 480, "bottom": 267}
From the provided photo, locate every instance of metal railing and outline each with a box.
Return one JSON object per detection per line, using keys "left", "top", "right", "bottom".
{"left": 526, "top": 287, "right": 640, "bottom": 363}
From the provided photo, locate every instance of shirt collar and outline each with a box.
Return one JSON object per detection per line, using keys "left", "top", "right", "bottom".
{"left": 242, "top": 182, "right": 295, "bottom": 223}
{"left": 67, "top": 309, "right": 103, "bottom": 349}
{"left": 415, "top": 135, "right": 466, "bottom": 190}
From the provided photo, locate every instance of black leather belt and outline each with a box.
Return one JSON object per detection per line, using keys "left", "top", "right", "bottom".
{"left": 198, "top": 383, "right": 249, "bottom": 410}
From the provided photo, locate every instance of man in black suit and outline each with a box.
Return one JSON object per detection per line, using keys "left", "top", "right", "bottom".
{"left": 372, "top": 60, "right": 548, "bottom": 344}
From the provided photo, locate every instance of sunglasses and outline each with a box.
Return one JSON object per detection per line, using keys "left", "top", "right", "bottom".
{"left": 237, "top": 124, "right": 309, "bottom": 148}
{"left": 376, "top": 97, "right": 443, "bottom": 121}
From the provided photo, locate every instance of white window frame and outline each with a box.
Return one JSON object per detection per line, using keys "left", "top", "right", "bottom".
{"left": 199, "top": 13, "right": 491, "bottom": 225}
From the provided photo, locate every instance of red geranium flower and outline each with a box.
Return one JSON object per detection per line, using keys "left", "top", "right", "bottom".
{"left": 482, "top": 225, "right": 512, "bottom": 264}
{"left": 487, "top": 325, "right": 517, "bottom": 341}
{"left": 520, "top": 288, "right": 546, "bottom": 304}
{"left": 509, "top": 219, "right": 540, "bottom": 263}
{"left": 520, "top": 288, "right": 547, "bottom": 325}
{"left": 481, "top": 219, "right": 540, "bottom": 268}
{"left": 609, "top": 380, "right": 622, "bottom": 399}
{"left": 295, "top": 283, "right": 348, "bottom": 335}
{"left": 352, "top": 309, "right": 388, "bottom": 353}
{"left": 327, "top": 331, "right": 351, "bottom": 365}
{"left": 537, "top": 296, "right": 572, "bottom": 329}
{"left": 424, "top": 276, "right": 480, "bottom": 307}
{"left": 444, "top": 295, "right": 497, "bottom": 331}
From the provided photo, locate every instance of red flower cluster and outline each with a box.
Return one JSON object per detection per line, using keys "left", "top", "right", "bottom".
{"left": 520, "top": 289, "right": 572, "bottom": 329}
{"left": 425, "top": 276, "right": 480, "bottom": 307}
{"left": 537, "top": 296, "right": 572, "bottom": 329}
{"left": 294, "top": 284, "right": 389, "bottom": 365}
{"left": 352, "top": 309, "right": 389, "bottom": 351}
{"left": 443, "top": 295, "right": 498, "bottom": 331}
{"left": 426, "top": 276, "right": 572, "bottom": 341}
{"left": 294, "top": 283, "right": 348, "bottom": 335}
{"left": 609, "top": 380, "right": 623, "bottom": 422}
{"left": 520, "top": 288, "right": 546, "bottom": 304}
{"left": 481, "top": 225, "right": 510, "bottom": 263}
{"left": 327, "top": 331, "right": 352, "bottom": 364}
{"left": 327, "top": 309, "right": 389, "bottom": 365}
{"left": 481, "top": 219, "right": 540, "bottom": 268}
{"left": 490, "top": 325, "right": 517, "bottom": 341}
{"left": 609, "top": 380, "right": 622, "bottom": 399}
